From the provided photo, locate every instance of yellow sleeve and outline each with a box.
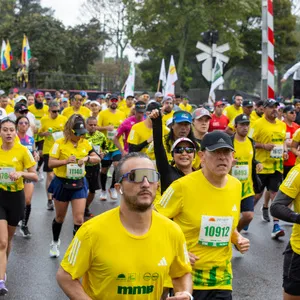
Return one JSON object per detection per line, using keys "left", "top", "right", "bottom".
{"left": 293, "top": 128, "right": 300, "bottom": 143}
{"left": 248, "top": 121, "right": 258, "bottom": 139}
{"left": 169, "top": 227, "right": 192, "bottom": 278}
{"left": 97, "top": 112, "right": 104, "bottom": 127}
{"left": 49, "top": 141, "right": 61, "bottom": 158}
{"left": 23, "top": 148, "right": 36, "bottom": 169}
{"left": 60, "top": 224, "right": 92, "bottom": 280}
{"left": 127, "top": 127, "right": 140, "bottom": 145}
{"left": 155, "top": 181, "right": 183, "bottom": 218}
{"left": 223, "top": 106, "right": 228, "bottom": 117}
{"left": 280, "top": 167, "right": 300, "bottom": 199}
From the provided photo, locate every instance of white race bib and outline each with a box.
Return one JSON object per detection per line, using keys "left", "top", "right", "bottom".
{"left": 199, "top": 216, "right": 233, "bottom": 247}
{"left": 0, "top": 167, "right": 16, "bottom": 185}
{"left": 34, "top": 119, "right": 41, "bottom": 128}
{"left": 107, "top": 129, "right": 117, "bottom": 140}
{"left": 270, "top": 145, "right": 283, "bottom": 158}
{"left": 93, "top": 145, "right": 100, "bottom": 153}
{"left": 66, "top": 164, "right": 85, "bottom": 179}
{"left": 232, "top": 164, "right": 249, "bottom": 181}
{"left": 52, "top": 131, "right": 64, "bottom": 141}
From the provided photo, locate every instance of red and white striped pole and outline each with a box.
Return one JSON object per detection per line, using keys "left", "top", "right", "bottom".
{"left": 267, "top": 0, "right": 275, "bottom": 99}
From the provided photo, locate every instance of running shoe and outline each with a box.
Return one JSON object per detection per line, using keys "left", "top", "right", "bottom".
{"left": 271, "top": 224, "right": 285, "bottom": 239}
{"left": 99, "top": 190, "right": 107, "bottom": 201}
{"left": 38, "top": 170, "right": 44, "bottom": 181}
{"left": 84, "top": 208, "right": 94, "bottom": 218}
{"left": 47, "top": 200, "right": 54, "bottom": 211}
{"left": 0, "top": 280, "right": 8, "bottom": 296}
{"left": 243, "top": 225, "right": 249, "bottom": 231}
{"left": 49, "top": 240, "right": 60, "bottom": 258}
{"left": 109, "top": 188, "right": 118, "bottom": 200}
{"left": 20, "top": 226, "right": 32, "bottom": 238}
{"left": 261, "top": 206, "right": 270, "bottom": 222}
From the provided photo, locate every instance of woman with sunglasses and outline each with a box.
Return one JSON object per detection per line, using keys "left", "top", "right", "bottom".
{"left": 149, "top": 109, "right": 196, "bottom": 195}
{"left": 0, "top": 118, "right": 37, "bottom": 296}
{"left": 47, "top": 114, "right": 100, "bottom": 258}
{"left": 16, "top": 116, "right": 39, "bottom": 238}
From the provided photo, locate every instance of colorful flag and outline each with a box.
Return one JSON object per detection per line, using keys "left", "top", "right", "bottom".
{"left": 1, "top": 40, "right": 10, "bottom": 71}
{"left": 208, "top": 56, "right": 224, "bottom": 104}
{"left": 21, "top": 34, "right": 31, "bottom": 67}
{"left": 124, "top": 62, "right": 135, "bottom": 99}
{"left": 159, "top": 59, "right": 167, "bottom": 94}
{"left": 165, "top": 56, "right": 178, "bottom": 96}
{"left": 6, "top": 40, "right": 13, "bottom": 61}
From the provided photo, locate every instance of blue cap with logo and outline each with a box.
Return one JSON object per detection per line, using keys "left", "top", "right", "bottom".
{"left": 172, "top": 110, "right": 192, "bottom": 124}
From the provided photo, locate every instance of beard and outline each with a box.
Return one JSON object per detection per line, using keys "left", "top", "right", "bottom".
{"left": 123, "top": 194, "right": 154, "bottom": 212}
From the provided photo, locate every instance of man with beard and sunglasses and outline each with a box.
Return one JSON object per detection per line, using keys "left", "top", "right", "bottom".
{"left": 57, "top": 152, "right": 193, "bottom": 300}
{"left": 97, "top": 94, "right": 126, "bottom": 201}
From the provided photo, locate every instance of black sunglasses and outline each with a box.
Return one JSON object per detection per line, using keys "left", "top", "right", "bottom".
{"left": 173, "top": 147, "right": 195, "bottom": 154}
{"left": 51, "top": 110, "right": 59, "bottom": 113}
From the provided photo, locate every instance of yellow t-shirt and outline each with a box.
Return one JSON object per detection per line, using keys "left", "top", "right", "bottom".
{"left": 223, "top": 105, "right": 243, "bottom": 123}
{"left": 249, "top": 111, "right": 261, "bottom": 124}
{"left": 179, "top": 103, "right": 192, "bottom": 113}
{"left": 60, "top": 207, "right": 191, "bottom": 300}
{"left": 49, "top": 138, "right": 92, "bottom": 178}
{"left": 232, "top": 138, "right": 254, "bottom": 199}
{"left": 279, "top": 164, "right": 300, "bottom": 255}
{"left": 292, "top": 128, "right": 300, "bottom": 165}
{"left": 97, "top": 109, "right": 126, "bottom": 152}
{"left": 119, "top": 105, "right": 133, "bottom": 118}
{"left": 118, "top": 98, "right": 126, "bottom": 110}
{"left": 155, "top": 170, "right": 242, "bottom": 290}
{"left": 62, "top": 106, "right": 91, "bottom": 119}
{"left": 39, "top": 115, "right": 67, "bottom": 154}
{"left": 248, "top": 116, "right": 286, "bottom": 174}
{"left": 0, "top": 142, "right": 36, "bottom": 191}
{"left": 5, "top": 105, "right": 14, "bottom": 114}
{"left": 162, "top": 111, "right": 174, "bottom": 126}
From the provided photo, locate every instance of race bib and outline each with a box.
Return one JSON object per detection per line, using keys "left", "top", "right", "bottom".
{"left": 107, "top": 129, "right": 117, "bottom": 140}
{"left": 35, "top": 119, "right": 41, "bottom": 128}
{"left": 199, "top": 216, "right": 233, "bottom": 247}
{"left": 52, "top": 131, "right": 64, "bottom": 141}
{"left": 270, "top": 145, "right": 283, "bottom": 158}
{"left": 66, "top": 164, "right": 85, "bottom": 179}
{"left": 232, "top": 164, "right": 249, "bottom": 181}
{"left": 93, "top": 145, "right": 100, "bottom": 153}
{"left": 0, "top": 167, "right": 16, "bottom": 185}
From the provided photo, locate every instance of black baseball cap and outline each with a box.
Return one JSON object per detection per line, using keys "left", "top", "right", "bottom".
{"left": 14, "top": 102, "right": 29, "bottom": 113}
{"left": 235, "top": 114, "right": 250, "bottom": 125}
{"left": 294, "top": 98, "right": 300, "bottom": 104}
{"left": 146, "top": 100, "right": 161, "bottom": 112}
{"left": 201, "top": 131, "right": 234, "bottom": 152}
{"left": 135, "top": 101, "right": 146, "bottom": 113}
{"left": 264, "top": 99, "right": 279, "bottom": 108}
{"left": 242, "top": 100, "right": 254, "bottom": 107}
{"left": 283, "top": 105, "right": 295, "bottom": 113}
{"left": 73, "top": 121, "right": 87, "bottom": 136}
{"left": 110, "top": 94, "right": 119, "bottom": 100}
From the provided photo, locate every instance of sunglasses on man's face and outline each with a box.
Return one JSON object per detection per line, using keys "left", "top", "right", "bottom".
{"left": 110, "top": 99, "right": 118, "bottom": 103}
{"left": 119, "top": 168, "right": 160, "bottom": 183}
{"left": 173, "top": 147, "right": 195, "bottom": 154}
{"left": 51, "top": 110, "right": 59, "bottom": 113}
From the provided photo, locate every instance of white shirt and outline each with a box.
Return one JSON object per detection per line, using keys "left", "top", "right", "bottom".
{"left": 8, "top": 112, "right": 36, "bottom": 137}
{"left": 283, "top": 62, "right": 300, "bottom": 80}
{"left": 0, "top": 108, "right": 7, "bottom": 120}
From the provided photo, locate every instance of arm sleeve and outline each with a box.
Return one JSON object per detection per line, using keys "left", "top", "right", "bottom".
{"left": 128, "top": 141, "right": 149, "bottom": 152}
{"left": 270, "top": 190, "right": 300, "bottom": 224}
{"left": 60, "top": 224, "right": 92, "bottom": 279}
{"left": 283, "top": 62, "right": 300, "bottom": 80}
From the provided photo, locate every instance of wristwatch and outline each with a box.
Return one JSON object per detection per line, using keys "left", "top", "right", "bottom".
{"left": 182, "top": 291, "right": 194, "bottom": 300}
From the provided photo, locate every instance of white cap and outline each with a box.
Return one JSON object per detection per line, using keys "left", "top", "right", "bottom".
{"left": 14, "top": 95, "right": 27, "bottom": 104}
{"left": 90, "top": 100, "right": 101, "bottom": 107}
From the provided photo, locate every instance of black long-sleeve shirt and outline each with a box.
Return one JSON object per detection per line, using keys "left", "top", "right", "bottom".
{"left": 152, "top": 114, "right": 185, "bottom": 195}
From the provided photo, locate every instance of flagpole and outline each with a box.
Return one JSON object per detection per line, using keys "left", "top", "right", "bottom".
{"left": 157, "top": 80, "right": 161, "bottom": 92}
{"left": 121, "top": 82, "right": 126, "bottom": 93}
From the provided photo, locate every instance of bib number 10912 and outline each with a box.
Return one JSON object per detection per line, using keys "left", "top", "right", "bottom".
{"left": 204, "top": 226, "right": 230, "bottom": 238}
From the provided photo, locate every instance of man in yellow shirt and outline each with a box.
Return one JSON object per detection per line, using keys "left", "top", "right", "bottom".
{"left": 0, "top": 94, "right": 14, "bottom": 114}
{"left": 161, "top": 96, "right": 175, "bottom": 126}
{"left": 249, "top": 99, "right": 287, "bottom": 238}
{"left": 179, "top": 96, "right": 192, "bottom": 113}
{"left": 223, "top": 94, "right": 243, "bottom": 123}
{"left": 97, "top": 94, "right": 126, "bottom": 200}
{"left": 271, "top": 166, "right": 300, "bottom": 299}
{"left": 119, "top": 95, "right": 134, "bottom": 118}
{"left": 62, "top": 94, "right": 91, "bottom": 119}
{"left": 250, "top": 100, "right": 264, "bottom": 124}
{"left": 156, "top": 131, "right": 249, "bottom": 299}
{"left": 57, "top": 152, "right": 193, "bottom": 300}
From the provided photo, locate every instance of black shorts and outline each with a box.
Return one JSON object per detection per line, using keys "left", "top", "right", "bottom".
{"left": 85, "top": 165, "right": 101, "bottom": 193}
{"left": 36, "top": 140, "right": 44, "bottom": 151}
{"left": 43, "top": 154, "right": 53, "bottom": 173}
{"left": 241, "top": 196, "right": 254, "bottom": 212}
{"left": 258, "top": 171, "right": 283, "bottom": 193}
{"left": 101, "top": 151, "right": 122, "bottom": 168}
{"left": 283, "top": 242, "right": 300, "bottom": 296}
{"left": 0, "top": 189, "right": 25, "bottom": 226}
{"left": 284, "top": 166, "right": 293, "bottom": 180}
{"left": 193, "top": 289, "right": 232, "bottom": 300}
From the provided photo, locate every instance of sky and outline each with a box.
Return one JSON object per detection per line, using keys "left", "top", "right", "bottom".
{"left": 40, "top": 0, "right": 137, "bottom": 62}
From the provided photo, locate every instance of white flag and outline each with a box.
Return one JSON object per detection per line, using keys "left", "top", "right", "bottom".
{"left": 165, "top": 56, "right": 178, "bottom": 96}
{"left": 208, "top": 56, "right": 224, "bottom": 104}
{"left": 159, "top": 59, "right": 167, "bottom": 94}
{"left": 124, "top": 62, "right": 135, "bottom": 99}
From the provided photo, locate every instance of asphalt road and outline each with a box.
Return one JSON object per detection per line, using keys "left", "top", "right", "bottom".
{"left": 4, "top": 179, "right": 292, "bottom": 300}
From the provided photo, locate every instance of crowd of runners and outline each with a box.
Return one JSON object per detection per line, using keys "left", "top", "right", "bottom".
{"left": 0, "top": 89, "right": 299, "bottom": 299}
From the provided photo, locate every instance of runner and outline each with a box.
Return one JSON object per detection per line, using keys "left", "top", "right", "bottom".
{"left": 0, "top": 95, "right": 13, "bottom": 114}
{"left": 249, "top": 99, "right": 287, "bottom": 238}
{"left": 97, "top": 94, "right": 126, "bottom": 200}
{"left": 192, "top": 108, "right": 211, "bottom": 144}
{"left": 208, "top": 100, "right": 229, "bottom": 132}
{"left": 119, "top": 95, "right": 134, "bottom": 118}
{"left": 89, "top": 100, "right": 101, "bottom": 119}
{"left": 161, "top": 96, "right": 175, "bottom": 126}
{"left": 39, "top": 101, "right": 67, "bottom": 210}
{"left": 0, "top": 118, "right": 37, "bottom": 296}
{"left": 84, "top": 116, "right": 107, "bottom": 217}
{"left": 155, "top": 91, "right": 164, "bottom": 104}
{"left": 270, "top": 167, "right": 300, "bottom": 300}
{"left": 62, "top": 94, "right": 91, "bottom": 119}
{"left": 47, "top": 114, "right": 100, "bottom": 258}
{"left": 27, "top": 94, "right": 35, "bottom": 106}
{"left": 57, "top": 152, "right": 193, "bottom": 300}
{"left": 16, "top": 116, "right": 39, "bottom": 237}
{"left": 156, "top": 131, "right": 250, "bottom": 300}
{"left": 250, "top": 100, "right": 264, "bottom": 124}
{"left": 223, "top": 94, "right": 243, "bottom": 123}
{"left": 179, "top": 96, "right": 192, "bottom": 113}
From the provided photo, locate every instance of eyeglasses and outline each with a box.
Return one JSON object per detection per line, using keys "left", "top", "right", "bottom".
{"left": 173, "top": 147, "right": 195, "bottom": 154}
{"left": 110, "top": 99, "right": 118, "bottom": 103}
{"left": 19, "top": 110, "right": 28, "bottom": 114}
{"left": 119, "top": 168, "right": 160, "bottom": 183}
{"left": 51, "top": 110, "right": 59, "bottom": 113}
{"left": 18, "top": 121, "right": 29, "bottom": 125}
